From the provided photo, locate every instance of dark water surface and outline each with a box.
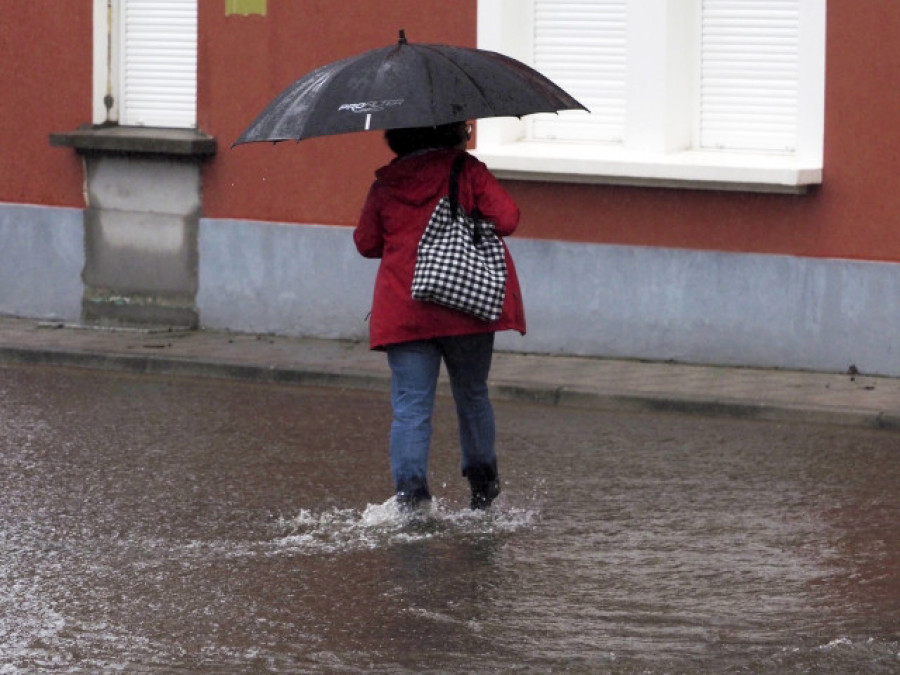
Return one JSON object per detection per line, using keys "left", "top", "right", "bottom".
{"left": 1, "top": 363, "right": 898, "bottom": 673}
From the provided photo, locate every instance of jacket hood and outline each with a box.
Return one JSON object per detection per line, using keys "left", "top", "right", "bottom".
{"left": 374, "top": 148, "right": 459, "bottom": 207}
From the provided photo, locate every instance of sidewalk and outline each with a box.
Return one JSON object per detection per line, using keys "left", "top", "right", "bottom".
{"left": 1, "top": 315, "right": 898, "bottom": 431}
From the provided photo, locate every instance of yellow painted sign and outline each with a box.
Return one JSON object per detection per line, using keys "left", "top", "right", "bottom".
{"left": 225, "top": 0, "right": 267, "bottom": 16}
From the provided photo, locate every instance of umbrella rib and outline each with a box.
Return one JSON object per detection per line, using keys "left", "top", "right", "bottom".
{"left": 419, "top": 45, "right": 497, "bottom": 119}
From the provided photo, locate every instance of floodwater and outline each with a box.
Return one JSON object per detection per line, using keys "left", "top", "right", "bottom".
{"left": 1, "top": 363, "right": 898, "bottom": 673}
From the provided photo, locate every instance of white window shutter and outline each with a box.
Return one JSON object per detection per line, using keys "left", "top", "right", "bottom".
{"left": 699, "top": 0, "right": 800, "bottom": 152}
{"left": 120, "top": 0, "right": 197, "bottom": 128}
{"left": 531, "top": 0, "right": 627, "bottom": 143}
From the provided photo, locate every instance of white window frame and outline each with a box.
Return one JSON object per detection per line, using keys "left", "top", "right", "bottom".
{"left": 475, "top": 0, "right": 826, "bottom": 192}
{"left": 92, "top": 0, "right": 198, "bottom": 129}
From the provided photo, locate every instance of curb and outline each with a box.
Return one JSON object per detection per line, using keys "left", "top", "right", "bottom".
{"left": 4, "top": 344, "right": 898, "bottom": 432}
{"left": 490, "top": 381, "right": 900, "bottom": 431}
{"left": 0, "top": 345, "right": 393, "bottom": 393}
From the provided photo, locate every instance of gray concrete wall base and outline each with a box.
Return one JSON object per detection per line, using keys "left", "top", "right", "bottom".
{"left": 81, "top": 156, "right": 201, "bottom": 327}
{"left": 3, "top": 207, "right": 897, "bottom": 377}
{"left": 199, "top": 218, "right": 900, "bottom": 377}
{"left": 198, "top": 219, "right": 376, "bottom": 340}
{"left": 497, "top": 240, "right": 900, "bottom": 376}
{"left": 0, "top": 203, "right": 84, "bottom": 321}
{"left": 81, "top": 290, "right": 199, "bottom": 328}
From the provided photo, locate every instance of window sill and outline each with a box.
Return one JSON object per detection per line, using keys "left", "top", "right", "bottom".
{"left": 473, "top": 141, "right": 821, "bottom": 194}
{"left": 50, "top": 124, "right": 217, "bottom": 158}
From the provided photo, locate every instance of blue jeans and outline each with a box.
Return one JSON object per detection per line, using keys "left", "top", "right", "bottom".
{"left": 386, "top": 333, "right": 497, "bottom": 497}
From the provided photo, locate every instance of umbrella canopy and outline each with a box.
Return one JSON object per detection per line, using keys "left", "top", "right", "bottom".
{"left": 234, "top": 30, "right": 588, "bottom": 146}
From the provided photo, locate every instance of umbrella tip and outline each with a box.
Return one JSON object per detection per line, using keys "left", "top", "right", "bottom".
{"left": 398, "top": 29, "right": 407, "bottom": 45}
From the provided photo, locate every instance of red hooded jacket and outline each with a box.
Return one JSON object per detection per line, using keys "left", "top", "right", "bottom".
{"left": 355, "top": 148, "right": 526, "bottom": 350}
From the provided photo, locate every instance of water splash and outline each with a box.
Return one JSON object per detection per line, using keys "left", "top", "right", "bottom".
{"left": 271, "top": 496, "right": 538, "bottom": 555}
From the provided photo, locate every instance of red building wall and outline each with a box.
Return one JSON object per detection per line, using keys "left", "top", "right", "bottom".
{"left": 199, "top": 0, "right": 477, "bottom": 227}
{"left": 0, "top": 1, "right": 91, "bottom": 207}
{"left": 498, "top": 0, "right": 898, "bottom": 262}
{"left": 1, "top": 1, "right": 897, "bottom": 264}
{"left": 200, "top": 0, "right": 900, "bottom": 264}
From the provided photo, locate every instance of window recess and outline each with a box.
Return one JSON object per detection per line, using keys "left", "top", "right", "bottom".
{"left": 475, "top": 0, "right": 825, "bottom": 193}
{"left": 93, "top": 0, "right": 198, "bottom": 129}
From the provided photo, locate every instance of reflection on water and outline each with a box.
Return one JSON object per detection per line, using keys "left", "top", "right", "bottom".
{"left": 1, "top": 363, "right": 898, "bottom": 673}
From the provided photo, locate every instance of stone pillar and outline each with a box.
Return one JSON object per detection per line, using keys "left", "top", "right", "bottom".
{"left": 50, "top": 126, "right": 216, "bottom": 328}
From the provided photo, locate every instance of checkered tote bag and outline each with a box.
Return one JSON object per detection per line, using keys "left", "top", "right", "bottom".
{"left": 411, "top": 155, "right": 508, "bottom": 322}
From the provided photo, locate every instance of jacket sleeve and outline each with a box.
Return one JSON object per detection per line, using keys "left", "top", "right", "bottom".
{"left": 354, "top": 183, "right": 385, "bottom": 258}
{"left": 466, "top": 158, "right": 520, "bottom": 237}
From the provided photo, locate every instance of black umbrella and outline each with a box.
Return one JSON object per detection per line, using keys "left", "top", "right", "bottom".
{"left": 234, "top": 30, "right": 588, "bottom": 146}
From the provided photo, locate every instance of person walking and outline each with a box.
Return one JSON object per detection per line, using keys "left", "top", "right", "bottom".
{"left": 354, "top": 121, "right": 526, "bottom": 511}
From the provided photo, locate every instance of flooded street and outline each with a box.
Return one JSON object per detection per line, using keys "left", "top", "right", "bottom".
{"left": 1, "top": 363, "right": 898, "bottom": 673}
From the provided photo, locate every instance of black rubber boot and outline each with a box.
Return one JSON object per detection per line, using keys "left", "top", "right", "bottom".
{"left": 464, "top": 463, "right": 500, "bottom": 510}
{"left": 395, "top": 484, "right": 432, "bottom": 513}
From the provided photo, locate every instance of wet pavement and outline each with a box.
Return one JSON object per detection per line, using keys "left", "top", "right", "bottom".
{"left": 1, "top": 362, "right": 899, "bottom": 672}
